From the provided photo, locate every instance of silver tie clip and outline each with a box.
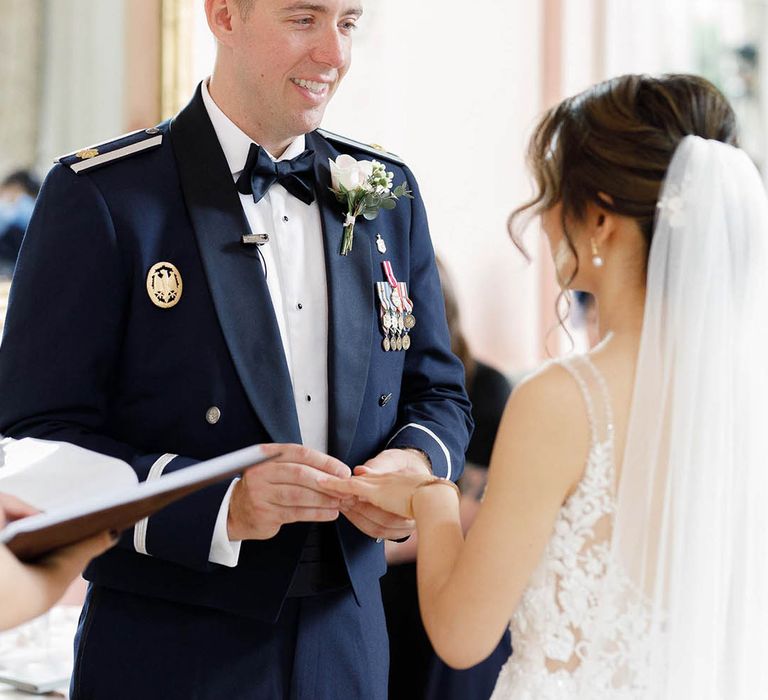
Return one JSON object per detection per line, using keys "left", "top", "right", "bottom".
{"left": 242, "top": 233, "right": 270, "bottom": 245}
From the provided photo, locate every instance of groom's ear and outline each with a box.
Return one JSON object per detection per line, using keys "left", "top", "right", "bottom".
{"left": 206, "top": 0, "right": 237, "bottom": 43}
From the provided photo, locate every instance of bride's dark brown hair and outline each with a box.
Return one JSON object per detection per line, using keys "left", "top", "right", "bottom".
{"left": 510, "top": 74, "right": 738, "bottom": 319}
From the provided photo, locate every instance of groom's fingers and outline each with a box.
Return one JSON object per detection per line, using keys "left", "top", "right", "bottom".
{"left": 274, "top": 506, "right": 341, "bottom": 525}
{"left": 258, "top": 443, "right": 351, "bottom": 478}
{"left": 266, "top": 463, "right": 349, "bottom": 493}
{"left": 315, "top": 475, "right": 367, "bottom": 498}
{"left": 230, "top": 446, "right": 351, "bottom": 540}
{"left": 266, "top": 484, "right": 341, "bottom": 510}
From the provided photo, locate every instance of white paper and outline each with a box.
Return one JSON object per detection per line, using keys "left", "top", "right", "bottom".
{"left": 0, "top": 443, "right": 266, "bottom": 550}
{"left": 0, "top": 438, "right": 136, "bottom": 511}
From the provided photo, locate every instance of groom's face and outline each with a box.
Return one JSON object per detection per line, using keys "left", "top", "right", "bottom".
{"left": 229, "top": 0, "right": 362, "bottom": 145}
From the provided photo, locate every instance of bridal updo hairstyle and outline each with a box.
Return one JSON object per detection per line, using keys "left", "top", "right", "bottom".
{"left": 511, "top": 74, "right": 738, "bottom": 283}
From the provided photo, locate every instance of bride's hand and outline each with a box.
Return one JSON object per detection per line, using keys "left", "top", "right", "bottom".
{"left": 318, "top": 470, "right": 429, "bottom": 519}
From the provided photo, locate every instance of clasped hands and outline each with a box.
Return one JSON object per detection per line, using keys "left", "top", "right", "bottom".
{"left": 227, "top": 444, "right": 433, "bottom": 542}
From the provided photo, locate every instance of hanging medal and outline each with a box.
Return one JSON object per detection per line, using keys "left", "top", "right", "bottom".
{"left": 376, "top": 281, "right": 393, "bottom": 352}
{"left": 401, "top": 282, "right": 416, "bottom": 331}
{"left": 382, "top": 261, "right": 404, "bottom": 351}
{"left": 398, "top": 281, "right": 415, "bottom": 351}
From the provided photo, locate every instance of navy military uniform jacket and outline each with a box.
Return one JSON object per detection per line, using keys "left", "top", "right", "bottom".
{"left": 0, "top": 86, "right": 472, "bottom": 622}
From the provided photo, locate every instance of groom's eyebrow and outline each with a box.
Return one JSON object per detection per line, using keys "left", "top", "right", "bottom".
{"left": 281, "top": 2, "right": 363, "bottom": 17}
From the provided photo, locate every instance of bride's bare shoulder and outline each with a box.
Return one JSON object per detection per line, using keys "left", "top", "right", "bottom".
{"left": 512, "top": 359, "right": 584, "bottom": 413}
{"left": 491, "top": 360, "right": 591, "bottom": 486}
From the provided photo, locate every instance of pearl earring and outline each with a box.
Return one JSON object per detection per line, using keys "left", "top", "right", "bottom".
{"left": 591, "top": 238, "right": 604, "bottom": 268}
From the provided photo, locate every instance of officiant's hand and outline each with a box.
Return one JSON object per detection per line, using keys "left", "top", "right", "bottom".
{"left": 328, "top": 449, "right": 429, "bottom": 540}
{"left": 0, "top": 495, "right": 116, "bottom": 631}
{"left": 0, "top": 493, "right": 38, "bottom": 522}
{"left": 227, "top": 444, "right": 352, "bottom": 541}
{"left": 0, "top": 531, "right": 116, "bottom": 631}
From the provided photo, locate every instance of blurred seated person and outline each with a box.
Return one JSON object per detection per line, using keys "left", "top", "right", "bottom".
{"left": 381, "top": 258, "right": 513, "bottom": 700}
{"left": 0, "top": 493, "right": 114, "bottom": 630}
{"left": 0, "top": 170, "right": 40, "bottom": 276}
{"left": 573, "top": 291, "right": 600, "bottom": 348}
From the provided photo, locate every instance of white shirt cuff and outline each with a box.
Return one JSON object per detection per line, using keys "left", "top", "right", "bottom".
{"left": 208, "top": 478, "right": 243, "bottom": 567}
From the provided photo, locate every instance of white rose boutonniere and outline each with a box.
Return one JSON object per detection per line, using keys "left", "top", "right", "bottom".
{"left": 329, "top": 155, "right": 413, "bottom": 256}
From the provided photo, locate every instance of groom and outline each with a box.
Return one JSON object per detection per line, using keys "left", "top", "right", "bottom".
{"left": 0, "top": 0, "right": 472, "bottom": 698}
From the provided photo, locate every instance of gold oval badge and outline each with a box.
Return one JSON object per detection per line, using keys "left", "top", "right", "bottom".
{"left": 76, "top": 148, "right": 99, "bottom": 159}
{"left": 146, "top": 262, "right": 183, "bottom": 309}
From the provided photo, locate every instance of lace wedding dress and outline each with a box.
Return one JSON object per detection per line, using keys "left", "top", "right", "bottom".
{"left": 491, "top": 354, "right": 650, "bottom": 700}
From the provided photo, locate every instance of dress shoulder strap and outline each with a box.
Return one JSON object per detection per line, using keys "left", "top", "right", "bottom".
{"left": 557, "top": 354, "right": 615, "bottom": 448}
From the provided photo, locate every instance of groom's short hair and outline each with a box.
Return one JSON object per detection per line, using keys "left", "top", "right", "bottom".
{"left": 233, "top": 0, "right": 254, "bottom": 19}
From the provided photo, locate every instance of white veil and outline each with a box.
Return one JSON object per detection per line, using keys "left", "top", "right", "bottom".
{"left": 611, "top": 135, "right": 768, "bottom": 697}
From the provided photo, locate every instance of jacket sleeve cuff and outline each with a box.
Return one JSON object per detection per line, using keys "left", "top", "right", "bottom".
{"left": 208, "top": 478, "right": 243, "bottom": 567}
{"left": 133, "top": 453, "right": 177, "bottom": 556}
{"left": 386, "top": 423, "right": 454, "bottom": 480}
{"left": 132, "top": 453, "right": 233, "bottom": 571}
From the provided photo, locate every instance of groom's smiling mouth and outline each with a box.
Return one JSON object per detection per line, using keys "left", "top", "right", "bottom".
{"left": 290, "top": 78, "right": 330, "bottom": 96}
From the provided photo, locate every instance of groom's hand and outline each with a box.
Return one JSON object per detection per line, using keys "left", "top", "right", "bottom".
{"left": 341, "top": 449, "right": 430, "bottom": 541}
{"left": 227, "top": 444, "right": 351, "bottom": 541}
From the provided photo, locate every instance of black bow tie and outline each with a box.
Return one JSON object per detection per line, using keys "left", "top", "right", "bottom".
{"left": 236, "top": 143, "right": 316, "bottom": 206}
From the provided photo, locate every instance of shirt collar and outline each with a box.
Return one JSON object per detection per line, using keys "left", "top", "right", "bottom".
{"left": 200, "top": 79, "right": 307, "bottom": 177}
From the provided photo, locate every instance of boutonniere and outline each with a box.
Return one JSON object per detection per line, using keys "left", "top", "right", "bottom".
{"left": 329, "top": 155, "right": 413, "bottom": 256}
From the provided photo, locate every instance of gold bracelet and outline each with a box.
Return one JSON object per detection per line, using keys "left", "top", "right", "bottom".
{"left": 409, "top": 477, "right": 461, "bottom": 518}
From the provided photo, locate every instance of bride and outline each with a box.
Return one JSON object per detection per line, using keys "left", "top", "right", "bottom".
{"left": 319, "top": 73, "right": 768, "bottom": 698}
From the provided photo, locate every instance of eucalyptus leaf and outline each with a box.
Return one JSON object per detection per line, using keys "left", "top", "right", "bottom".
{"left": 380, "top": 198, "right": 397, "bottom": 210}
{"left": 363, "top": 210, "right": 380, "bottom": 221}
{"left": 350, "top": 193, "right": 364, "bottom": 208}
{"left": 393, "top": 184, "right": 408, "bottom": 197}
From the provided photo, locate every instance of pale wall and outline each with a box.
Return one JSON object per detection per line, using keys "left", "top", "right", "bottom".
{"left": 36, "top": 0, "right": 126, "bottom": 174}
{"left": 322, "top": 2, "right": 546, "bottom": 373}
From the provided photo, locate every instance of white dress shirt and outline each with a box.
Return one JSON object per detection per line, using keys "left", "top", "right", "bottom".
{"left": 202, "top": 80, "right": 330, "bottom": 566}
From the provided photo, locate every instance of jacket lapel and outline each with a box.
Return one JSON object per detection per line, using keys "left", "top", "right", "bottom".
{"left": 309, "top": 133, "right": 373, "bottom": 463}
{"left": 170, "top": 87, "right": 302, "bottom": 444}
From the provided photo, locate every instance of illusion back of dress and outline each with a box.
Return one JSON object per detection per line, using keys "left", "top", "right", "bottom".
{"left": 491, "top": 355, "right": 650, "bottom": 700}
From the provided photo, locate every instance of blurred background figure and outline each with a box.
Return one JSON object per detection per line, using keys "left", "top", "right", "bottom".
{"left": 573, "top": 291, "right": 600, "bottom": 349}
{"left": 381, "top": 258, "right": 513, "bottom": 700}
{"left": 0, "top": 170, "right": 40, "bottom": 277}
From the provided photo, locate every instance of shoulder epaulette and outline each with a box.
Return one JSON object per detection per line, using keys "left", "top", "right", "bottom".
{"left": 316, "top": 128, "right": 405, "bottom": 166}
{"left": 56, "top": 126, "right": 165, "bottom": 174}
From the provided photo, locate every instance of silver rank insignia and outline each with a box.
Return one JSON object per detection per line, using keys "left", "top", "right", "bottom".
{"left": 147, "top": 262, "right": 183, "bottom": 309}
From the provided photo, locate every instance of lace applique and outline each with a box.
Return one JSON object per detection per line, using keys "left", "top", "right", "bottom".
{"left": 491, "top": 355, "right": 652, "bottom": 700}
{"left": 656, "top": 172, "right": 692, "bottom": 229}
